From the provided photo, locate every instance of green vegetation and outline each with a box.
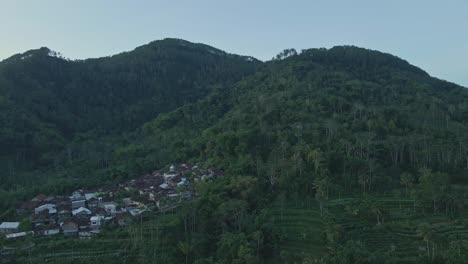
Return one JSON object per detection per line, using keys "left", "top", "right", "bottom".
{"left": 1, "top": 39, "right": 468, "bottom": 263}
{"left": 0, "top": 38, "right": 259, "bottom": 196}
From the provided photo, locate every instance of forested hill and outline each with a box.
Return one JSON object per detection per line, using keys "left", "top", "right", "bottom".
{"left": 0, "top": 38, "right": 260, "bottom": 184}
{"left": 117, "top": 46, "right": 468, "bottom": 192}
{"left": 2, "top": 40, "right": 468, "bottom": 263}
{"left": 1, "top": 41, "right": 467, "bottom": 207}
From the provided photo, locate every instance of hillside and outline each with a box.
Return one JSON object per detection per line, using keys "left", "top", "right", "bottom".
{"left": 1, "top": 41, "right": 468, "bottom": 263}
{"left": 0, "top": 38, "right": 260, "bottom": 190}
{"left": 120, "top": 45, "right": 468, "bottom": 187}
{"left": 92, "top": 46, "right": 468, "bottom": 262}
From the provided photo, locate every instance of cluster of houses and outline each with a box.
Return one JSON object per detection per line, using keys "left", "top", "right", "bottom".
{"left": 1, "top": 163, "right": 223, "bottom": 240}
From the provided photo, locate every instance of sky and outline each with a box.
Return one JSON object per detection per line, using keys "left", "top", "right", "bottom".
{"left": 0, "top": 0, "right": 466, "bottom": 87}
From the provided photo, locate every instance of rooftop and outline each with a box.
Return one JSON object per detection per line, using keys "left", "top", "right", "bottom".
{"left": 72, "top": 207, "right": 91, "bottom": 215}
{"left": 0, "top": 222, "right": 20, "bottom": 229}
{"left": 5, "top": 232, "right": 28, "bottom": 239}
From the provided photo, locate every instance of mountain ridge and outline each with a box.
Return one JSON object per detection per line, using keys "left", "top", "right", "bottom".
{"left": 0, "top": 38, "right": 467, "bottom": 201}
{"left": 5, "top": 39, "right": 464, "bottom": 90}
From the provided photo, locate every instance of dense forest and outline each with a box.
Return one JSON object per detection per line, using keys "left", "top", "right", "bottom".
{"left": 0, "top": 38, "right": 259, "bottom": 191}
{"left": 1, "top": 39, "right": 468, "bottom": 263}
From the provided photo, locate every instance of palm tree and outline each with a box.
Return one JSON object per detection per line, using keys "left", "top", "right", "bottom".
{"left": 313, "top": 176, "right": 328, "bottom": 216}
{"left": 370, "top": 202, "right": 383, "bottom": 225}
{"left": 400, "top": 172, "right": 415, "bottom": 197}
{"left": 417, "top": 224, "right": 433, "bottom": 260}
{"left": 358, "top": 173, "right": 370, "bottom": 195}
{"left": 178, "top": 241, "right": 193, "bottom": 264}
{"left": 307, "top": 148, "right": 324, "bottom": 174}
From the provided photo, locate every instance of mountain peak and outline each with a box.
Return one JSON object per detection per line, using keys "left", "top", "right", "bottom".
{"left": 143, "top": 38, "right": 228, "bottom": 56}
{"left": 2, "top": 47, "right": 67, "bottom": 63}
{"left": 299, "top": 45, "right": 429, "bottom": 77}
{"left": 106, "top": 38, "right": 261, "bottom": 64}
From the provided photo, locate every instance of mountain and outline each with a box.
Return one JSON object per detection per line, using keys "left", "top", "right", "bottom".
{"left": 0, "top": 38, "right": 260, "bottom": 188}
{"left": 101, "top": 45, "right": 468, "bottom": 263}
{"left": 114, "top": 45, "right": 468, "bottom": 184}
{"left": 1, "top": 40, "right": 468, "bottom": 263}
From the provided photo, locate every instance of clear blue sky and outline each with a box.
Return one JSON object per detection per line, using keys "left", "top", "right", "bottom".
{"left": 1, "top": 0, "right": 466, "bottom": 87}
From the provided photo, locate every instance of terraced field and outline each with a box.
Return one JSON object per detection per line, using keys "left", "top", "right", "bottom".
{"left": 5, "top": 197, "right": 468, "bottom": 263}
{"left": 266, "top": 200, "right": 326, "bottom": 262}
{"left": 267, "top": 195, "right": 468, "bottom": 263}
{"left": 6, "top": 212, "right": 180, "bottom": 263}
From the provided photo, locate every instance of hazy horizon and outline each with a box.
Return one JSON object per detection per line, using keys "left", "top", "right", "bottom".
{"left": 1, "top": 0, "right": 467, "bottom": 87}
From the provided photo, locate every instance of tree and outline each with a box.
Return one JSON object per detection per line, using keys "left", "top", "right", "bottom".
{"left": 217, "top": 232, "right": 255, "bottom": 264}
{"left": 307, "top": 148, "right": 325, "bottom": 174}
{"left": 274, "top": 48, "right": 298, "bottom": 60}
{"left": 358, "top": 173, "right": 370, "bottom": 195}
{"left": 417, "top": 223, "right": 435, "bottom": 261}
{"left": 313, "top": 176, "right": 329, "bottom": 217}
{"left": 178, "top": 241, "right": 193, "bottom": 264}
{"left": 400, "top": 172, "right": 415, "bottom": 197}
{"left": 418, "top": 168, "right": 449, "bottom": 214}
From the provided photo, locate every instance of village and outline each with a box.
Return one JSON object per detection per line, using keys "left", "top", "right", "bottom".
{"left": 0, "top": 163, "right": 223, "bottom": 239}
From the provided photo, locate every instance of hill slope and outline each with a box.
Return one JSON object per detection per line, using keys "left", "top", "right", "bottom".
{"left": 0, "top": 38, "right": 260, "bottom": 189}
{"left": 1, "top": 41, "right": 468, "bottom": 263}
{"left": 119, "top": 45, "right": 468, "bottom": 187}
{"left": 103, "top": 46, "right": 468, "bottom": 263}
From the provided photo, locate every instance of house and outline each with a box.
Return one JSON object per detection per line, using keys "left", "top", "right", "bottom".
{"left": 73, "top": 217, "right": 90, "bottom": 230}
{"left": 101, "top": 202, "right": 117, "bottom": 216}
{"left": 31, "top": 194, "right": 48, "bottom": 202}
{"left": 17, "top": 201, "right": 38, "bottom": 214}
{"left": 31, "top": 212, "right": 56, "bottom": 228}
{"left": 0, "top": 222, "right": 20, "bottom": 234}
{"left": 71, "top": 199, "right": 86, "bottom": 210}
{"left": 72, "top": 207, "right": 91, "bottom": 216}
{"left": 104, "top": 204, "right": 116, "bottom": 216}
{"left": 5, "top": 231, "right": 30, "bottom": 239}
{"left": 91, "top": 206, "right": 106, "bottom": 217}
{"left": 57, "top": 209, "right": 71, "bottom": 223}
{"left": 71, "top": 190, "right": 86, "bottom": 210}
{"left": 34, "top": 204, "right": 57, "bottom": 215}
{"left": 177, "top": 177, "right": 188, "bottom": 187}
{"left": 84, "top": 193, "right": 97, "bottom": 201}
{"left": 71, "top": 190, "right": 84, "bottom": 200}
{"left": 62, "top": 221, "right": 78, "bottom": 236}
{"left": 44, "top": 196, "right": 56, "bottom": 203}
{"left": 36, "top": 224, "right": 60, "bottom": 236}
{"left": 167, "top": 178, "right": 178, "bottom": 188}
{"left": 90, "top": 216, "right": 104, "bottom": 230}
{"left": 163, "top": 173, "right": 178, "bottom": 181}
{"left": 87, "top": 197, "right": 99, "bottom": 208}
